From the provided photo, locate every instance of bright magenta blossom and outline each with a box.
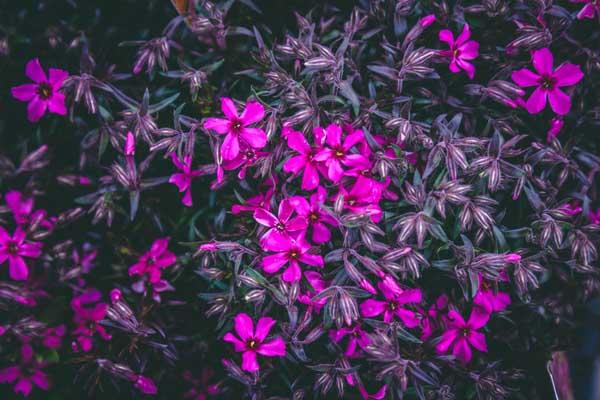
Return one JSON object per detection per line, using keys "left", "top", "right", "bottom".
{"left": 571, "top": 0, "right": 600, "bottom": 20}
{"left": 0, "top": 344, "right": 50, "bottom": 397}
{"left": 335, "top": 175, "right": 388, "bottom": 223}
{"left": 253, "top": 198, "right": 308, "bottom": 250}
{"left": 261, "top": 232, "right": 323, "bottom": 282}
{"left": 314, "top": 124, "right": 369, "bottom": 183}
{"left": 169, "top": 153, "right": 203, "bottom": 207}
{"left": 438, "top": 24, "right": 479, "bottom": 79}
{"left": 330, "top": 324, "right": 370, "bottom": 357}
{"left": 11, "top": 58, "right": 68, "bottom": 122}
{"left": 129, "top": 238, "right": 177, "bottom": 301}
{"left": 283, "top": 127, "right": 325, "bottom": 190}
{"left": 511, "top": 48, "right": 583, "bottom": 115}
{"left": 290, "top": 187, "right": 338, "bottom": 244}
{"left": 203, "top": 97, "right": 267, "bottom": 161}
{"left": 360, "top": 276, "right": 422, "bottom": 326}
{"left": 0, "top": 226, "right": 42, "bottom": 281}
{"left": 71, "top": 289, "right": 111, "bottom": 352}
{"left": 436, "top": 309, "right": 489, "bottom": 363}
{"left": 223, "top": 313, "right": 286, "bottom": 372}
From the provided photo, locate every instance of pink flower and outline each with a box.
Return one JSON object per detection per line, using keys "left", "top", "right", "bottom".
{"left": 0, "top": 344, "right": 50, "bottom": 396}
{"left": 129, "top": 238, "right": 177, "bottom": 284}
{"left": 0, "top": 226, "right": 42, "bottom": 280}
{"left": 330, "top": 324, "right": 370, "bottom": 357}
{"left": 231, "top": 188, "right": 274, "bottom": 215}
{"left": 5, "top": 190, "right": 53, "bottom": 229}
{"left": 11, "top": 58, "right": 68, "bottom": 122}
{"left": 261, "top": 233, "right": 323, "bottom": 283}
{"left": 511, "top": 48, "right": 584, "bottom": 115}
{"left": 438, "top": 24, "right": 479, "bottom": 79}
{"left": 203, "top": 97, "right": 267, "bottom": 161}
{"left": 313, "top": 124, "right": 369, "bottom": 183}
{"left": 435, "top": 309, "right": 489, "bottom": 363}
{"left": 360, "top": 276, "right": 422, "bottom": 326}
{"left": 335, "top": 175, "right": 387, "bottom": 223}
{"left": 223, "top": 313, "right": 286, "bottom": 372}
{"left": 222, "top": 146, "right": 269, "bottom": 180}
{"left": 297, "top": 271, "right": 329, "bottom": 311}
{"left": 473, "top": 275, "right": 511, "bottom": 314}
{"left": 571, "top": 0, "right": 600, "bottom": 20}
{"left": 169, "top": 153, "right": 204, "bottom": 207}
{"left": 283, "top": 128, "right": 324, "bottom": 190}
{"left": 71, "top": 289, "right": 111, "bottom": 352}
{"left": 253, "top": 198, "right": 308, "bottom": 250}
{"left": 290, "top": 187, "right": 338, "bottom": 244}
{"left": 41, "top": 325, "right": 66, "bottom": 349}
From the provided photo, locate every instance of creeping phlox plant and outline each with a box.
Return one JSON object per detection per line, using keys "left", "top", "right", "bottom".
{"left": 1, "top": 0, "right": 599, "bottom": 399}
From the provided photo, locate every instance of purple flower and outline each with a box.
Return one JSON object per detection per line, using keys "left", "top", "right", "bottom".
{"left": 253, "top": 198, "right": 308, "bottom": 250}
{"left": 511, "top": 48, "right": 583, "bottom": 115}
{"left": 0, "top": 226, "right": 42, "bottom": 281}
{"left": 571, "top": 0, "right": 600, "bottom": 20}
{"left": 169, "top": 153, "right": 204, "bottom": 207}
{"left": 290, "top": 187, "right": 337, "bottom": 244}
{"left": 261, "top": 232, "right": 323, "bottom": 283}
{"left": 435, "top": 309, "right": 489, "bottom": 363}
{"left": 283, "top": 127, "right": 324, "bottom": 190}
{"left": 360, "top": 276, "right": 422, "bottom": 326}
{"left": 71, "top": 289, "right": 111, "bottom": 352}
{"left": 0, "top": 344, "right": 50, "bottom": 396}
{"left": 313, "top": 124, "right": 368, "bottom": 183}
{"left": 203, "top": 97, "right": 267, "bottom": 161}
{"left": 129, "top": 238, "right": 177, "bottom": 284}
{"left": 330, "top": 324, "right": 370, "bottom": 357}
{"left": 438, "top": 24, "right": 479, "bottom": 79}
{"left": 223, "top": 313, "right": 286, "bottom": 372}
{"left": 11, "top": 58, "right": 68, "bottom": 122}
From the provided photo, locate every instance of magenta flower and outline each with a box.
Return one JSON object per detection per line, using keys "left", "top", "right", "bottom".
{"left": 222, "top": 146, "right": 269, "bottom": 180}
{"left": 335, "top": 175, "right": 386, "bottom": 223}
{"left": 283, "top": 128, "right": 324, "bottom": 190}
{"left": 511, "top": 48, "right": 584, "bottom": 115}
{"left": 41, "top": 325, "right": 66, "bottom": 349}
{"left": 313, "top": 124, "right": 368, "bottom": 182}
{"left": 360, "top": 276, "right": 422, "bottom": 326}
{"left": 253, "top": 198, "right": 308, "bottom": 250}
{"left": 11, "top": 59, "right": 68, "bottom": 122}
{"left": 438, "top": 24, "right": 479, "bottom": 79}
{"left": 129, "top": 238, "right": 177, "bottom": 284}
{"left": 71, "top": 289, "right": 111, "bottom": 352}
{"left": 290, "top": 187, "right": 337, "bottom": 244}
{"left": 223, "top": 313, "right": 286, "bottom": 372}
{"left": 169, "top": 153, "right": 204, "bottom": 207}
{"left": 5, "top": 190, "right": 53, "bottom": 229}
{"left": 330, "top": 324, "right": 370, "bottom": 357}
{"left": 203, "top": 97, "right": 267, "bottom": 161}
{"left": 297, "top": 271, "right": 329, "bottom": 311}
{"left": 231, "top": 187, "right": 274, "bottom": 215}
{"left": 261, "top": 233, "right": 323, "bottom": 283}
{"left": 571, "top": 0, "right": 600, "bottom": 20}
{"left": 435, "top": 309, "right": 489, "bottom": 363}
{"left": 473, "top": 275, "right": 511, "bottom": 314}
{"left": 0, "top": 344, "right": 50, "bottom": 396}
{"left": 0, "top": 226, "right": 42, "bottom": 281}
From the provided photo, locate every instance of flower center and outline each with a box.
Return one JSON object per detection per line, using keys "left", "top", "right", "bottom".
{"left": 453, "top": 48, "right": 461, "bottom": 59}
{"left": 37, "top": 83, "right": 53, "bottom": 99}
{"left": 247, "top": 339, "right": 258, "bottom": 349}
{"left": 231, "top": 120, "right": 242, "bottom": 132}
{"left": 347, "top": 197, "right": 356, "bottom": 206}
{"left": 539, "top": 75, "right": 556, "bottom": 90}
{"left": 7, "top": 241, "right": 19, "bottom": 254}
{"left": 275, "top": 222, "right": 285, "bottom": 231}
{"left": 388, "top": 301, "right": 398, "bottom": 311}
{"left": 461, "top": 328, "right": 470, "bottom": 337}
{"left": 334, "top": 148, "right": 345, "bottom": 159}
{"left": 289, "top": 250, "right": 299, "bottom": 259}
{"left": 309, "top": 212, "right": 319, "bottom": 222}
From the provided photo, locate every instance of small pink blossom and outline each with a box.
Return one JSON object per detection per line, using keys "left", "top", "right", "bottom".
{"left": 473, "top": 275, "right": 511, "bottom": 315}
{"left": 335, "top": 176, "right": 387, "bottom": 223}
{"left": 290, "top": 187, "right": 338, "bottom": 244}
{"left": 0, "top": 344, "right": 50, "bottom": 397}
{"left": 261, "top": 233, "right": 323, "bottom": 283}
{"left": 204, "top": 97, "right": 267, "bottom": 161}
{"left": 71, "top": 289, "right": 111, "bottom": 352}
{"left": 169, "top": 153, "right": 204, "bottom": 207}
{"left": 297, "top": 271, "right": 329, "bottom": 311}
{"left": 313, "top": 124, "right": 369, "bottom": 183}
{"left": 129, "top": 238, "right": 177, "bottom": 301}
{"left": 231, "top": 187, "right": 274, "bottom": 215}
{"left": 222, "top": 146, "right": 269, "bottom": 180}
{"left": 223, "top": 313, "right": 286, "bottom": 372}
{"left": 360, "top": 276, "right": 422, "bottom": 326}
{"left": 511, "top": 48, "right": 583, "bottom": 115}
{"left": 0, "top": 226, "right": 42, "bottom": 281}
{"left": 435, "top": 309, "right": 489, "bottom": 363}
{"left": 329, "top": 324, "right": 370, "bottom": 357}
{"left": 438, "top": 24, "right": 479, "bottom": 79}
{"left": 11, "top": 58, "right": 69, "bottom": 122}
{"left": 283, "top": 128, "right": 325, "bottom": 190}
{"left": 5, "top": 190, "right": 53, "bottom": 229}
{"left": 41, "top": 325, "right": 66, "bottom": 349}
{"left": 571, "top": 0, "right": 600, "bottom": 20}
{"left": 253, "top": 198, "right": 308, "bottom": 249}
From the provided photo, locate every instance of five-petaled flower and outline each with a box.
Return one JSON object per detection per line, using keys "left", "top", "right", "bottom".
{"left": 223, "top": 313, "right": 286, "bottom": 372}
{"left": 438, "top": 24, "right": 479, "bottom": 79}
{"left": 261, "top": 232, "right": 324, "bottom": 283}
{"left": 0, "top": 344, "right": 50, "bottom": 397}
{"left": 511, "top": 48, "right": 583, "bottom": 115}
{"left": 169, "top": 153, "right": 204, "bottom": 207}
{"left": 360, "top": 276, "right": 423, "bottom": 326}
{"left": 11, "top": 58, "right": 69, "bottom": 122}
{"left": 435, "top": 309, "right": 489, "bottom": 363}
{"left": 0, "top": 226, "right": 42, "bottom": 281}
{"left": 203, "top": 97, "right": 267, "bottom": 161}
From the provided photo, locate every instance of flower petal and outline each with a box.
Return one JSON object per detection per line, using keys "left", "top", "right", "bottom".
{"left": 254, "top": 317, "right": 276, "bottom": 341}
{"left": 48, "top": 92, "right": 67, "bottom": 115}
{"left": 240, "top": 101, "right": 265, "bottom": 125}
{"left": 48, "top": 68, "right": 69, "bottom": 89}
{"left": 553, "top": 63, "right": 584, "bottom": 87}
{"left": 241, "top": 350, "right": 259, "bottom": 372}
{"left": 438, "top": 29, "right": 454, "bottom": 46}
{"left": 262, "top": 253, "right": 288, "bottom": 274}
{"left": 11, "top": 84, "right": 38, "bottom": 102}
{"left": 223, "top": 332, "right": 246, "bottom": 352}
{"left": 256, "top": 337, "right": 286, "bottom": 357}
{"left": 26, "top": 59, "right": 47, "bottom": 83}
{"left": 203, "top": 118, "right": 231, "bottom": 134}
{"left": 222, "top": 133, "right": 240, "bottom": 161}
{"left": 532, "top": 48, "right": 553, "bottom": 76}
{"left": 8, "top": 255, "right": 28, "bottom": 280}
{"left": 27, "top": 97, "right": 47, "bottom": 122}
{"left": 511, "top": 68, "right": 540, "bottom": 87}
{"left": 233, "top": 313, "right": 254, "bottom": 341}
{"left": 282, "top": 261, "right": 302, "bottom": 282}
{"left": 220, "top": 97, "right": 238, "bottom": 120}
{"left": 452, "top": 337, "right": 473, "bottom": 363}
{"left": 525, "top": 86, "right": 547, "bottom": 114}
{"left": 435, "top": 329, "right": 458, "bottom": 353}
{"left": 467, "top": 330, "right": 488, "bottom": 352}
{"left": 548, "top": 88, "right": 571, "bottom": 116}
{"left": 240, "top": 128, "right": 267, "bottom": 149}
{"left": 360, "top": 299, "right": 386, "bottom": 318}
